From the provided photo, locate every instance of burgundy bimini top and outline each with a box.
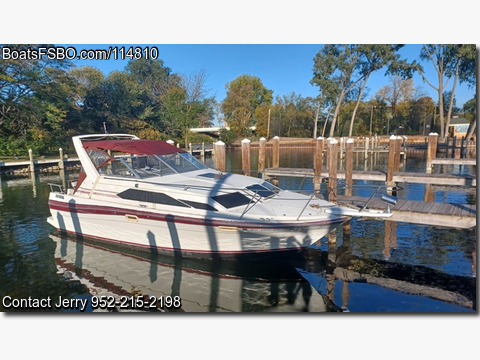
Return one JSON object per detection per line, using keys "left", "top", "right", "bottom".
{"left": 82, "top": 139, "right": 185, "bottom": 156}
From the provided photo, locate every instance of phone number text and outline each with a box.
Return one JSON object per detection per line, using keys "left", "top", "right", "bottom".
{"left": 91, "top": 295, "right": 181, "bottom": 310}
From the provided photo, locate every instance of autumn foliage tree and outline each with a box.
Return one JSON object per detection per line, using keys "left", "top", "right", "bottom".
{"left": 221, "top": 75, "right": 273, "bottom": 137}
{"left": 0, "top": 45, "right": 215, "bottom": 155}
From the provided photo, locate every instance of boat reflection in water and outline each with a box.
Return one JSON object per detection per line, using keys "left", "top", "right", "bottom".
{"left": 50, "top": 233, "right": 342, "bottom": 312}
{"left": 50, "top": 223, "right": 475, "bottom": 313}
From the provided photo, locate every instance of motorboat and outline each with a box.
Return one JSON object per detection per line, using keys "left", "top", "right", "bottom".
{"left": 47, "top": 134, "right": 393, "bottom": 259}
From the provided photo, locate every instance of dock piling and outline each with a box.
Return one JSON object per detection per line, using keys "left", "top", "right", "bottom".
{"left": 386, "top": 135, "right": 397, "bottom": 188}
{"left": 258, "top": 137, "right": 266, "bottom": 177}
{"left": 272, "top": 136, "right": 280, "bottom": 168}
{"left": 58, "top": 148, "right": 65, "bottom": 170}
{"left": 327, "top": 138, "right": 338, "bottom": 203}
{"left": 28, "top": 149, "right": 34, "bottom": 173}
{"left": 364, "top": 137, "right": 369, "bottom": 159}
{"left": 314, "top": 137, "right": 324, "bottom": 192}
{"left": 394, "top": 136, "right": 402, "bottom": 172}
{"left": 241, "top": 138, "right": 251, "bottom": 176}
{"left": 426, "top": 133, "right": 438, "bottom": 173}
{"left": 327, "top": 138, "right": 339, "bottom": 245}
{"left": 345, "top": 139, "right": 354, "bottom": 197}
{"left": 214, "top": 140, "right": 226, "bottom": 172}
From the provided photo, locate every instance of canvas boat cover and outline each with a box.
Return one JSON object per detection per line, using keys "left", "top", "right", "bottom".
{"left": 82, "top": 139, "right": 185, "bottom": 156}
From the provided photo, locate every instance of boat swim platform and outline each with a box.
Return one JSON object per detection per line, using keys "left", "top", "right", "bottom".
{"left": 332, "top": 195, "right": 476, "bottom": 230}
{"left": 263, "top": 168, "right": 476, "bottom": 187}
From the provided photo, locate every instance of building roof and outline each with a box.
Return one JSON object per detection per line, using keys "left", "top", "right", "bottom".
{"left": 448, "top": 117, "right": 470, "bottom": 125}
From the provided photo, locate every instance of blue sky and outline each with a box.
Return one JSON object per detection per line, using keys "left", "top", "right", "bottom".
{"left": 70, "top": 44, "right": 476, "bottom": 110}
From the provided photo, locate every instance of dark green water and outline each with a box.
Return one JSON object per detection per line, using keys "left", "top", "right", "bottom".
{"left": 0, "top": 150, "right": 476, "bottom": 312}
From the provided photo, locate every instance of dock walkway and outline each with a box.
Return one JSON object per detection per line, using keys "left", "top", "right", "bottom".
{"left": 263, "top": 167, "right": 477, "bottom": 186}
{"left": 0, "top": 157, "right": 80, "bottom": 174}
{"left": 333, "top": 195, "right": 476, "bottom": 229}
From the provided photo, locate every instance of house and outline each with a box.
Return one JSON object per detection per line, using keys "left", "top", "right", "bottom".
{"left": 448, "top": 117, "right": 471, "bottom": 138}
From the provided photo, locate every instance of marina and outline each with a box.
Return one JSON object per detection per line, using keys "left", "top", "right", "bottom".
{"left": 0, "top": 136, "right": 476, "bottom": 313}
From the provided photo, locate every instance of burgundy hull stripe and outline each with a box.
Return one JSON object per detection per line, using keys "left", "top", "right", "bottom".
{"left": 48, "top": 200, "right": 347, "bottom": 229}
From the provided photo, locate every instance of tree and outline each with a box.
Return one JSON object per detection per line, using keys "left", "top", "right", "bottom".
{"left": 222, "top": 75, "right": 273, "bottom": 137}
{"left": 416, "top": 44, "right": 476, "bottom": 140}
{"left": 271, "top": 92, "right": 315, "bottom": 137}
{"left": 311, "top": 45, "right": 365, "bottom": 137}
{"left": 405, "top": 96, "right": 436, "bottom": 135}
{"left": 464, "top": 96, "right": 476, "bottom": 141}
{"left": 68, "top": 66, "right": 106, "bottom": 133}
{"left": 125, "top": 58, "right": 178, "bottom": 101}
{"left": 179, "top": 69, "right": 214, "bottom": 146}
{"left": 0, "top": 44, "right": 75, "bottom": 155}
{"left": 346, "top": 44, "right": 405, "bottom": 137}
{"left": 374, "top": 77, "right": 415, "bottom": 134}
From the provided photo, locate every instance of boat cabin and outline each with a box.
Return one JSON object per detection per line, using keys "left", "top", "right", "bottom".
{"left": 82, "top": 139, "right": 206, "bottom": 179}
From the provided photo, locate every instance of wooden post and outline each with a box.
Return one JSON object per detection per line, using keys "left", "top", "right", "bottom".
{"left": 394, "top": 136, "right": 402, "bottom": 172}
{"left": 267, "top": 108, "right": 271, "bottom": 140}
{"left": 28, "top": 149, "right": 35, "bottom": 173}
{"left": 201, "top": 142, "right": 205, "bottom": 160}
{"left": 383, "top": 221, "right": 397, "bottom": 260}
{"left": 325, "top": 137, "right": 332, "bottom": 171}
{"left": 364, "top": 137, "right": 369, "bottom": 159}
{"left": 327, "top": 138, "right": 338, "bottom": 244}
{"left": 426, "top": 132, "right": 438, "bottom": 173}
{"left": 272, "top": 136, "right": 280, "bottom": 168}
{"left": 314, "top": 137, "right": 324, "bottom": 192}
{"left": 345, "top": 138, "right": 353, "bottom": 197}
{"left": 339, "top": 137, "right": 344, "bottom": 159}
{"left": 214, "top": 140, "right": 226, "bottom": 172}
{"left": 241, "top": 138, "right": 251, "bottom": 176}
{"left": 452, "top": 136, "right": 457, "bottom": 158}
{"left": 189, "top": 143, "right": 192, "bottom": 154}
{"left": 58, "top": 148, "right": 65, "bottom": 170}
{"left": 327, "top": 138, "right": 338, "bottom": 203}
{"left": 423, "top": 183, "right": 435, "bottom": 202}
{"left": 386, "top": 135, "right": 396, "bottom": 187}
{"left": 258, "top": 137, "right": 266, "bottom": 177}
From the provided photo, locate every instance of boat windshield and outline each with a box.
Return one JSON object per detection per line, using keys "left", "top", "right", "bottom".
{"left": 95, "top": 151, "right": 206, "bottom": 179}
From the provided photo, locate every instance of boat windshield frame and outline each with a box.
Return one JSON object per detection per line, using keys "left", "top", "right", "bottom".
{"left": 95, "top": 151, "right": 207, "bottom": 179}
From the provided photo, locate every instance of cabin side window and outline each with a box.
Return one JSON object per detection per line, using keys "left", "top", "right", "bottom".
{"left": 211, "top": 192, "right": 251, "bottom": 209}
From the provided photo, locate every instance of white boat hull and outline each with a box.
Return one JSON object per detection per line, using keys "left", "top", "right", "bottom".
{"left": 45, "top": 133, "right": 392, "bottom": 260}
{"left": 47, "top": 194, "right": 347, "bottom": 259}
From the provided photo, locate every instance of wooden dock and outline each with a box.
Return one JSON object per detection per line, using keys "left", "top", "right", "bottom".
{"left": 333, "top": 195, "right": 476, "bottom": 230}
{"left": 250, "top": 135, "right": 476, "bottom": 231}
{"left": 0, "top": 157, "right": 80, "bottom": 174}
{"left": 188, "top": 143, "right": 214, "bottom": 157}
{"left": 263, "top": 167, "right": 477, "bottom": 187}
